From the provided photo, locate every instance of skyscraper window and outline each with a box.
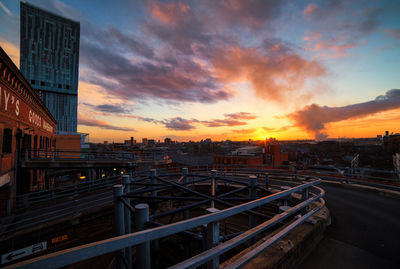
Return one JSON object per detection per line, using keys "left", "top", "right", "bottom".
{"left": 20, "top": 2, "right": 79, "bottom": 133}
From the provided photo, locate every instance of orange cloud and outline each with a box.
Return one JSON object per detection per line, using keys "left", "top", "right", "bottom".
{"left": 149, "top": 1, "right": 189, "bottom": 26}
{"left": 212, "top": 46, "right": 326, "bottom": 102}
{"left": 288, "top": 89, "right": 400, "bottom": 140}
{"left": 303, "top": 3, "right": 317, "bottom": 16}
{"left": 303, "top": 31, "right": 357, "bottom": 58}
{"left": 78, "top": 113, "right": 136, "bottom": 131}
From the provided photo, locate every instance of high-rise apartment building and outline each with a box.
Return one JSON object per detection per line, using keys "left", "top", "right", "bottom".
{"left": 20, "top": 2, "right": 80, "bottom": 133}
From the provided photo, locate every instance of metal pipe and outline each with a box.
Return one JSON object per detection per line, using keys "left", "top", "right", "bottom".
{"left": 206, "top": 208, "right": 220, "bottom": 269}
{"left": 248, "top": 176, "right": 257, "bottom": 229}
{"left": 113, "top": 185, "right": 125, "bottom": 268}
{"left": 135, "top": 203, "right": 150, "bottom": 269}
{"left": 224, "top": 199, "right": 325, "bottom": 269}
{"left": 151, "top": 200, "right": 210, "bottom": 219}
{"left": 156, "top": 175, "right": 270, "bottom": 220}
{"left": 127, "top": 195, "right": 206, "bottom": 201}
{"left": 123, "top": 176, "right": 132, "bottom": 269}
{"left": 168, "top": 191, "right": 325, "bottom": 269}
{"left": 211, "top": 170, "right": 217, "bottom": 208}
{"left": 183, "top": 168, "right": 189, "bottom": 220}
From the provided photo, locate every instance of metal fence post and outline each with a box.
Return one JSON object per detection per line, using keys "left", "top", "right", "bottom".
{"left": 150, "top": 169, "right": 157, "bottom": 198}
{"left": 265, "top": 173, "right": 269, "bottom": 190}
{"left": 182, "top": 168, "right": 189, "bottom": 220}
{"left": 114, "top": 184, "right": 125, "bottom": 269}
{"left": 211, "top": 170, "right": 217, "bottom": 208}
{"left": 302, "top": 187, "right": 309, "bottom": 214}
{"left": 123, "top": 176, "right": 132, "bottom": 269}
{"left": 135, "top": 203, "right": 150, "bottom": 269}
{"left": 129, "top": 162, "right": 133, "bottom": 182}
{"left": 249, "top": 176, "right": 258, "bottom": 229}
{"left": 206, "top": 207, "right": 220, "bottom": 269}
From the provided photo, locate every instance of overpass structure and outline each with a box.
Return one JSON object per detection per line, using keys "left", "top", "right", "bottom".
{"left": 2, "top": 165, "right": 400, "bottom": 268}
{"left": 1, "top": 168, "right": 325, "bottom": 268}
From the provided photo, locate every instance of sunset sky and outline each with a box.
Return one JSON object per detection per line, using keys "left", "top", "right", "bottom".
{"left": 1, "top": 0, "right": 399, "bottom": 142}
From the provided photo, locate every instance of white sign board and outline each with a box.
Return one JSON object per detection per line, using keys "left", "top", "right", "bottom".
{"left": 1, "top": 241, "right": 47, "bottom": 265}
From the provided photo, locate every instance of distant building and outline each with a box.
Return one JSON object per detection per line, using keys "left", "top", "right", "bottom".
{"left": 213, "top": 154, "right": 263, "bottom": 168}
{"left": 264, "top": 139, "right": 289, "bottom": 167}
{"left": 394, "top": 153, "right": 400, "bottom": 179}
{"left": 164, "top": 138, "right": 171, "bottom": 144}
{"left": 20, "top": 2, "right": 80, "bottom": 133}
{"left": 383, "top": 132, "right": 400, "bottom": 154}
{"left": 148, "top": 139, "right": 155, "bottom": 145}
{"left": 142, "top": 138, "right": 148, "bottom": 145}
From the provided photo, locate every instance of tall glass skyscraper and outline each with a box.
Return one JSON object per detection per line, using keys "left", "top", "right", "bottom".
{"left": 20, "top": 2, "right": 79, "bottom": 133}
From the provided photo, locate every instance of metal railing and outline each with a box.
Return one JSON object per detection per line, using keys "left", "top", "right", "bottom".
{"left": 5, "top": 168, "right": 324, "bottom": 269}
{"left": 22, "top": 149, "right": 171, "bottom": 163}
{"left": 12, "top": 175, "right": 121, "bottom": 210}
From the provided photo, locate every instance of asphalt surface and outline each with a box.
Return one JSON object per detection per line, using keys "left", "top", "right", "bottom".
{"left": 300, "top": 183, "right": 400, "bottom": 269}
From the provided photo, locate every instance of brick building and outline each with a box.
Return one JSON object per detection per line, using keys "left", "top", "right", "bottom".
{"left": 0, "top": 47, "right": 56, "bottom": 215}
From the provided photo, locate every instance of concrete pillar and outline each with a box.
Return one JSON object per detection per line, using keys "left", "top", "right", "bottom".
{"left": 114, "top": 185, "right": 125, "bottom": 268}
{"left": 182, "top": 168, "right": 189, "bottom": 220}
{"left": 248, "top": 176, "right": 257, "bottom": 229}
{"left": 302, "top": 187, "right": 309, "bottom": 214}
{"left": 211, "top": 170, "right": 217, "bottom": 208}
{"left": 150, "top": 169, "right": 157, "bottom": 198}
{"left": 135, "top": 204, "right": 150, "bottom": 269}
{"left": 123, "top": 176, "right": 132, "bottom": 269}
{"left": 206, "top": 207, "right": 220, "bottom": 269}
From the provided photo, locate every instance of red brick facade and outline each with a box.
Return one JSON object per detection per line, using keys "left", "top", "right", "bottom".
{"left": 0, "top": 47, "right": 56, "bottom": 215}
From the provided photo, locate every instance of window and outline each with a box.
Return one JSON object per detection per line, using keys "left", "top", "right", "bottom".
{"left": 2, "top": 128, "right": 12, "bottom": 154}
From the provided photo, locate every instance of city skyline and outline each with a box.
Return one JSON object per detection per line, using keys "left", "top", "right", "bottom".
{"left": 1, "top": 0, "right": 399, "bottom": 142}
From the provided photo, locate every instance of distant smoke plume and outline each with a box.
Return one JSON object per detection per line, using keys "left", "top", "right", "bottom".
{"left": 288, "top": 89, "right": 400, "bottom": 140}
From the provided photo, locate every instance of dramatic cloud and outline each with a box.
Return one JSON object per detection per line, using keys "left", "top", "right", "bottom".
{"left": 231, "top": 128, "right": 257, "bottom": 134}
{"left": 288, "top": 89, "right": 400, "bottom": 140}
{"left": 80, "top": 40, "right": 232, "bottom": 103}
{"left": 159, "top": 112, "right": 257, "bottom": 130}
{"left": 302, "top": 1, "right": 384, "bottom": 58}
{"left": 78, "top": 114, "right": 136, "bottom": 131}
{"left": 212, "top": 45, "right": 326, "bottom": 102}
{"left": 263, "top": 126, "right": 292, "bottom": 133}
{"left": 82, "top": 24, "right": 155, "bottom": 58}
{"left": 215, "top": 0, "right": 284, "bottom": 30}
{"left": 224, "top": 112, "right": 257, "bottom": 120}
{"left": 76, "top": 0, "right": 327, "bottom": 106}
{"left": 202, "top": 119, "right": 247, "bottom": 128}
{"left": 303, "top": 31, "right": 357, "bottom": 58}
{"left": 148, "top": 1, "right": 190, "bottom": 26}
{"left": 162, "top": 117, "right": 197, "bottom": 131}
{"left": 83, "top": 103, "right": 131, "bottom": 114}
{"left": 303, "top": 4, "right": 317, "bottom": 16}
